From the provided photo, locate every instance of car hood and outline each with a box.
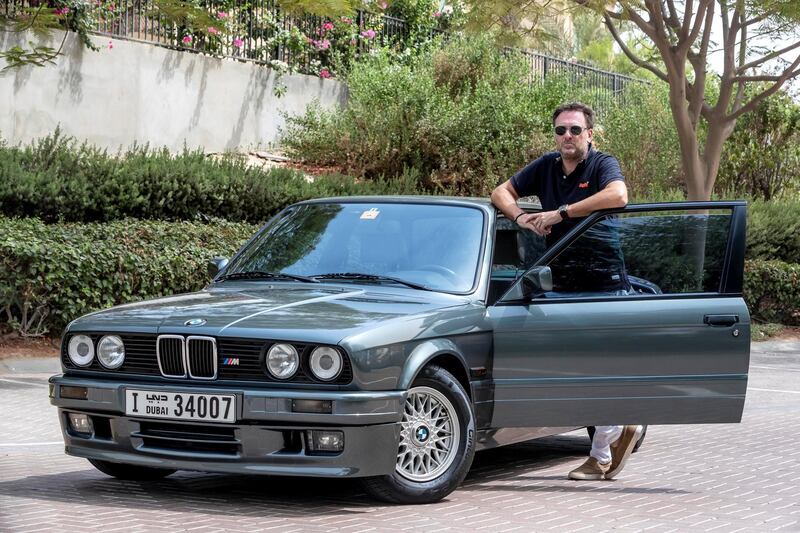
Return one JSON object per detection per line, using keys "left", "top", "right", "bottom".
{"left": 67, "top": 283, "right": 471, "bottom": 344}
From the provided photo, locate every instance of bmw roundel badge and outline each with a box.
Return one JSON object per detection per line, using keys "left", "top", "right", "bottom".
{"left": 185, "top": 318, "right": 207, "bottom": 327}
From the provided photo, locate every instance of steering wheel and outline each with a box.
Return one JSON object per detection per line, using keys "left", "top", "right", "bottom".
{"left": 417, "top": 264, "right": 460, "bottom": 282}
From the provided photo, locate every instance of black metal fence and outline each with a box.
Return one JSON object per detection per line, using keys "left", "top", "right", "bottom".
{"left": 2, "top": 0, "right": 646, "bottom": 103}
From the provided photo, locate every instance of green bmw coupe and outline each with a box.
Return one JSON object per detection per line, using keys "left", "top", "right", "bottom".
{"left": 50, "top": 197, "right": 750, "bottom": 503}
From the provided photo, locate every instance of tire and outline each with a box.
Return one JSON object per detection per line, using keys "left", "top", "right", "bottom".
{"left": 633, "top": 425, "right": 647, "bottom": 452}
{"left": 88, "top": 459, "right": 176, "bottom": 480}
{"left": 361, "top": 365, "right": 475, "bottom": 504}
{"left": 586, "top": 425, "right": 648, "bottom": 453}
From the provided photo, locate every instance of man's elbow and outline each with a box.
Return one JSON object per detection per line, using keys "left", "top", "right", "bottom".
{"left": 617, "top": 188, "right": 629, "bottom": 207}
{"left": 611, "top": 184, "right": 628, "bottom": 207}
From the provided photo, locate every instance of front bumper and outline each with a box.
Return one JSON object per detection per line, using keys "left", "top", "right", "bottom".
{"left": 49, "top": 374, "right": 404, "bottom": 478}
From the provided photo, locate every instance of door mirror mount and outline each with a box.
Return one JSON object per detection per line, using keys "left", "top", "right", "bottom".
{"left": 208, "top": 257, "right": 229, "bottom": 279}
{"left": 500, "top": 266, "right": 552, "bottom": 302}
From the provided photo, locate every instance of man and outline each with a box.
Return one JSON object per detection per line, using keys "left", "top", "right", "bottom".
{"left": 490, "top": 102, "right": 643, "bottom": 481}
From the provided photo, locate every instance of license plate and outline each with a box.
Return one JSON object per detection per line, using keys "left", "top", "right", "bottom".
{"left": 125, "top": 390, "right": 236, "bottom": 423}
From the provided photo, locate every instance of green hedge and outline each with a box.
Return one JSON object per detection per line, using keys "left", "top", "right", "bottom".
{"left": 0, "top": 217, "right": 258, "bottom": 336}
{"left": 0, "top": 131, "right": 425, "bottom": 224}
{"left": 744, "top": 260, "right": 800, "bottom": 326}
{"left": 747, "top": 198, "right": 800, "bottom": 264}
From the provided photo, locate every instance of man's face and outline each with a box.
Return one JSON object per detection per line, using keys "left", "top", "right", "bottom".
{"left": 554, "top": 110, "right": 593, "bottom": 162}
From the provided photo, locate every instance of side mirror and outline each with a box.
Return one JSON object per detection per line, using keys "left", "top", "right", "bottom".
{"left": 208, "top": 257, "right": 229, "bottom": 279}
{"left": 500, "top": 266, "right": 553, "bottom": 302}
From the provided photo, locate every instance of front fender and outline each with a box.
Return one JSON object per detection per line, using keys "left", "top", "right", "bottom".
{"left": 396, "top": 338, "right": 469, "bottom": 390}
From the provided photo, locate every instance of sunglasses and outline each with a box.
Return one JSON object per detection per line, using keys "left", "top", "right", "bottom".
{"left": 554, "top": 125, "right": 587, "bottom": 136}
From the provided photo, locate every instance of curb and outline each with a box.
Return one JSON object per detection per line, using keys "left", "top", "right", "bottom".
{"left": 0, "top": 357, "right": 61, "bottom": 375}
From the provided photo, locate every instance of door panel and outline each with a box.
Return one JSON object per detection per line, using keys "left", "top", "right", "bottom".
{"left": 488, "top": 297, "right": 750, "bottom": 427}
{"left": 487, "top": 202, "right": 750, "bottom": 428}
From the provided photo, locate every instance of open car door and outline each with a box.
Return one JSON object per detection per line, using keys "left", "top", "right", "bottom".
{"left": 487, "top": 202, "right": 750, "bottom": 427}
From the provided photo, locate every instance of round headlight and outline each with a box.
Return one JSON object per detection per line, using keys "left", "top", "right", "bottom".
{"left": 97, "top": 335, "right": 125, "bottom": 369}
{"left": 309, "top": 346, "right": 343, "bottom": 381}
{"left": 266, "top": 343, "right": 299, "bottom": 379}
{"left": 68, "top": 335, "right": 95, "bottom": 367}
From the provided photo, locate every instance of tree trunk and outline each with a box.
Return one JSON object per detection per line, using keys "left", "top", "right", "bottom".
{"left": 666, "top": 82, "right": 710, "bottom": 201}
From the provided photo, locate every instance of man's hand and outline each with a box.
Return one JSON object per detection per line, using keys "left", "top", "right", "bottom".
{"left": 517, "top": 210, "right": 561, "bottom": 236}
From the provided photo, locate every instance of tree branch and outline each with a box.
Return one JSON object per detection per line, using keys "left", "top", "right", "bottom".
{"left": 681, "top": 0, "right": 712, "bottom": 55}
{"left": 603, "top": 12, "right": 669, "bottom": 82}
{"left": 733, "top": 20, "right": 747, "bottom": 112}
{"left": 680, "top": 0, "right": 693, "bottom": 35}
{"left": 666, "top": 0, "right": 681, "bottom": 30}
{"left": 737, "top": 40, "right": 800, "bottom": 73}
{"left": 743, "top": 12, "right": 770, "bottom": 28}
{"left": 729, "top": 56, "right": 800, "bottom": 120}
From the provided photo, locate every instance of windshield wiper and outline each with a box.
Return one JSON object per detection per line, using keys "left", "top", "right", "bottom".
{"left": 219, "top": 271, "right": 319, "bottom": 283}
{"left": 311, "top": 272, "right": 430, "bottom": 291}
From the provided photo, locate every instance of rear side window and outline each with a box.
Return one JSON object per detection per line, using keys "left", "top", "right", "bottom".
{"left": 545, "top": 209, "right": 732, "bottom": 296}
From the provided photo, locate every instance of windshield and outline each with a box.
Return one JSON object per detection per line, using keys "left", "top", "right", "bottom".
{"left": 224, "top": 202, "right": 486, "bottom": 292}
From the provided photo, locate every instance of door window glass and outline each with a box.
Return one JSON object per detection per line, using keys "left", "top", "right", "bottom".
{"left": 543, "top": 209, "right": 732, "bottom": 297}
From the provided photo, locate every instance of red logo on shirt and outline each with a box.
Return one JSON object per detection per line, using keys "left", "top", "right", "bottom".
{"left": 579, "top": 182, "right": 589, "bottom": 188}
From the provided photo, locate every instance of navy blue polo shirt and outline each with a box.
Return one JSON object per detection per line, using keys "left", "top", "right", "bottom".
{"left": 510, "top": 145, "right": 625, "bottom": 247}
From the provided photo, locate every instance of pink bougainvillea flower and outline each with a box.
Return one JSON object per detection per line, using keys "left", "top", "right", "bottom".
{"left": 216, "top": 11, "right": 227, "bottom": 19}
{"left": 315, "top": 39, "right": 331, "bottom": 50}
{"left": 182, "top": 35, "right": 193, "bottom": 44}
{"left": 233, "top": 38, "right": 244, "bottom": 49}
{"left": 108, "top": 40, "right": 113, "bottom": 49}
{"left": 433, "top": 11, "right": 441, "bottom": 17}
{"left": 340, "top": 16, "right": 352, "bottom": 24}
{"left": 208, "top": 26, "right": 220, "bottom": 35}
{"left": 361, "top": 29, "right": 376, "bottom": 39}
{"left": 378, "top": 0, "right": 388, "bottom": 9}
{"left": 54, "top": 7, "right": 69, "bottom": 15}
{"left": 322, "top": 21, "right": 334, "bottom": 31}
{"left": 319, "top": 69, "right": 331, "bottom": 78}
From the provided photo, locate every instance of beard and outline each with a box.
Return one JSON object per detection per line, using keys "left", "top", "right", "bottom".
{"left": 559, "top": 142, "right": 587, "bottom": 162}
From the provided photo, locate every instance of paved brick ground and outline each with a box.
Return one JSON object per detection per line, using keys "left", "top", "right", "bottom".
{"left": 1, "top": 342, "right": 799, "bottom": 532}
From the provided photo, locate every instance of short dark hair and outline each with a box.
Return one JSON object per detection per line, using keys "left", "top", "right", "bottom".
{"left": 552, "top": 102, "right": 595, "bottom": 129}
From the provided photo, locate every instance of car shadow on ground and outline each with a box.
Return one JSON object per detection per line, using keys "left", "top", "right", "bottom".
{"left": 0, "top": 434, "right": 681, "bottom": 513}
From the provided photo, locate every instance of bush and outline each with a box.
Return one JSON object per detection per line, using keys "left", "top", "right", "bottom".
{"left": 0, "top": 217, "right": 258, "bottom": 336}
{"left": 717, "top": 90, "right": 800, "bottom": 200}
{"left": 282, "top": 37, "right": 579, "bottom": 195}
{"left": 746, "top": 198, "right": 800, "bottom": 263}
{"left": 0, "top": 130, "right": 426, "bottom": 223}
{"left": 744, "top": 260, "right": 800, "bottom": 326}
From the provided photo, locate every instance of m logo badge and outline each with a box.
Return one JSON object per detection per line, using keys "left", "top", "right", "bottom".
{"left": 222, "top": 358, "right": 240, "bottom": 366}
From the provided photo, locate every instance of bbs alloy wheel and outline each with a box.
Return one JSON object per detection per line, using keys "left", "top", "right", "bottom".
{"left": 361, "top": 365, "right": 475, "bottom": 504}
{"left": 396, "top": 386, "right": 460, "bottom": 482}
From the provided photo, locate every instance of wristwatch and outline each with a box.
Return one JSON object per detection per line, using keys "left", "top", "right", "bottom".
{"left": 558, "top": 204, "right": 570, "bottom": 220}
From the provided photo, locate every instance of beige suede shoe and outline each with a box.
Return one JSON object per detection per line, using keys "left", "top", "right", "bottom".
{"left": 605, "top": 425, "right": 644, "bottom": 480}
{"left": 568, "top": 457, "right": 611, "bottom": 480}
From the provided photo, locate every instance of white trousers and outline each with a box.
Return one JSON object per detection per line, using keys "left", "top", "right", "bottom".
{"left": 590, "top": 425, "right": 623, "bottom": 464}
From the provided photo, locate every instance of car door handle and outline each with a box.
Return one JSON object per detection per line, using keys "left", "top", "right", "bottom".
{"left": 704, "top": 314, "right": 739, "bottom": 327}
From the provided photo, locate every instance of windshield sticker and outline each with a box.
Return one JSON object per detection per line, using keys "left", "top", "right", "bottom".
{"left": 360, "top": 208, "right": 380, "bottom": 220}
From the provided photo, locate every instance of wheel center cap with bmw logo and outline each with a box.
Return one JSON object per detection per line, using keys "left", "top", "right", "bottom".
{"left": 414, "top": 425, "right": 430, "bottom": 443}
{"left": 185, "top": 318, "right": 206, "bottom": 327}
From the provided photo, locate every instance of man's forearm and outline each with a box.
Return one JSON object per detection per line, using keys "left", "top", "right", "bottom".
{"left": 490, "top": 184, "right": 524, "bottom": 220}
{"left": 567, "top": 182, "right": 627, "bottom": 218}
